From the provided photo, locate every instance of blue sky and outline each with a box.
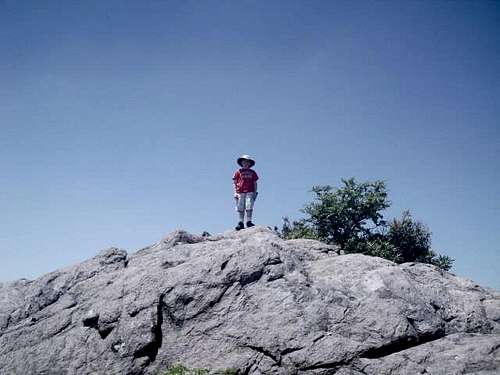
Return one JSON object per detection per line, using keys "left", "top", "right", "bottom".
{"left": 1, "top": 0, "right": 499, "bottom": 289}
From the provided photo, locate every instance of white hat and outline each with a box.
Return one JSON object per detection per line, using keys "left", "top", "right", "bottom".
{"left": 237, "top": 154, "right": 255, "bottom": 167}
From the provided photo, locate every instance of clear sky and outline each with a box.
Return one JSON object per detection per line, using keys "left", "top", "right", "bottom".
{"left": 1, "top": 0, "right": 499, "bottom": 289}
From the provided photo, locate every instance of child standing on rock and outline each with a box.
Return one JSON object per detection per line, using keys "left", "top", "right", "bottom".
{"left": 232, "top": 154, "right": 259, "bottom": 230}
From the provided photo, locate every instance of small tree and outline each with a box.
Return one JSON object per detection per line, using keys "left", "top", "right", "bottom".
{"left": 387, "top": 211, "right": 453, "bottom": 270}
{"left": 291, "top": 178, "right": 390, "bottom": 249}
{"left": 280, "top": 178, "right": 453, "bottom": 270}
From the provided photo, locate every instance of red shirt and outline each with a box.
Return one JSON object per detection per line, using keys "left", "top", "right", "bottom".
{"left": 233, "top": 168, "right": 259, "bottom": 193}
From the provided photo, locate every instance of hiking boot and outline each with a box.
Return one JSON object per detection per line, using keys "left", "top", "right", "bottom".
{"left": 246, "top": 221, "right": 255, "bottom": 228}
{"left": 235, "top": 221, "right": 244, "bottom": 231}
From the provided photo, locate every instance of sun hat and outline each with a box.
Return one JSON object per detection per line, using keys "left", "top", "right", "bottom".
{"left": 237, "top": 154, "right": 255, "bottom": 167}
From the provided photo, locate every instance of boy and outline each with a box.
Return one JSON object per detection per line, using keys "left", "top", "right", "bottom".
{"left": 232, "top": 154, "right": 259, "bottom": 230}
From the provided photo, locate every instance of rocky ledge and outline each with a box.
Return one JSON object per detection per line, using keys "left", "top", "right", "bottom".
{"left": 1, "top": 226, "right": 499, "bottom": 374}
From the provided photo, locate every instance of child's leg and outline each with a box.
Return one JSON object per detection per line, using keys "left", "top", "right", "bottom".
{"left": 234, "top": 193, "right": 245, "bottom": 230}
{"left": 246, "top": 209, "right": 253, "bottom": 222}
{"left": 236, "top": 193, "right": 246, "bottom": 222}
{"left": 245, "top": 192, "right": 256, "bottom": 223}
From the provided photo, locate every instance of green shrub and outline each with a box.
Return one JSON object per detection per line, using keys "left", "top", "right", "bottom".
{"left": 279, "top": 178, "right": 453, "bottom": 270}
{"left": 159, "top": 364, "right": 237, "bottom": 375}
{"left": 161, "top": 364, "right": 208, "bottom": 375}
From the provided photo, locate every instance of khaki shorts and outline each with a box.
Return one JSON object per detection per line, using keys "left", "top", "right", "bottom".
{"left": 235, "top": 192, "right": 257, "bottom": 211}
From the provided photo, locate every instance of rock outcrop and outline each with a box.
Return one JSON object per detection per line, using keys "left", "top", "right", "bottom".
{"left": 1, "top": 226, "right": 499, "bottom": 374}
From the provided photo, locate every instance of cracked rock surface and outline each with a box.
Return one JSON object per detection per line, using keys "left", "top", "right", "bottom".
{"left": 0, "top": 226, "right": 499, "bottom": 374}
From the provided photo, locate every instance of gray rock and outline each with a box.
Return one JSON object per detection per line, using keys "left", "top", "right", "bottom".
{"left": 0, "top": 226, "right": 498, "bottom": 374}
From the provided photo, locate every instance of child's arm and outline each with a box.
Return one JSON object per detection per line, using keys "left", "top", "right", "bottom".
{"left": 233, "top": 171, "right": 239, "bottom": 198}
{"left": 254, "top": 171, "right": 258, "bottom": 195}
{"left": 233, "top": 177, "right": 239, "bottom": 198}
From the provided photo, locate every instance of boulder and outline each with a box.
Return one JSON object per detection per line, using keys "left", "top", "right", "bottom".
{"left": 0, "top": 226, "right": 498, "bottom": 374}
